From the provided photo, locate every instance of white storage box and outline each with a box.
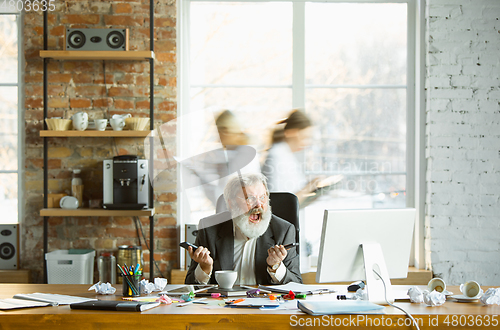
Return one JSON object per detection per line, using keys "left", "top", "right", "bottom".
{"left": 45, "top": 249, "right": 95, "bottom": 284}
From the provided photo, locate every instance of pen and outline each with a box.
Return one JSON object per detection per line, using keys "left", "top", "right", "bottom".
{"left": 232, "top": 298, "right": 245, "bottom": 304}
{"left": 134, "top": 263, "right": 141, "bottom": 275}
{"left": 116, "top": 264, "right": 139, "bottom": 295}
{"left": 283, "top": 242, "right": 299, "bottom": 249}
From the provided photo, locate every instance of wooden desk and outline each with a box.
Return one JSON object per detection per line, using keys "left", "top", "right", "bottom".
{"left": 1, "top": 284, "right": 499, "bottom": 330}
{"left": 171, "top": 267, "right": 433, "bottom": 285}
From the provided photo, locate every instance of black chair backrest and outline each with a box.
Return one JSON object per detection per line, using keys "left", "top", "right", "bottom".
{"left": 216, "top": 192, "right": 300, "bottom": 246}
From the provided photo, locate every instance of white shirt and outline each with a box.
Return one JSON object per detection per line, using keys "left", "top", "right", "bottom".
{"left": 262, "top": 142, "right": 307, "bottom": 194}
{"left": 194, "top": 222, "right": 287, "bottom": 285}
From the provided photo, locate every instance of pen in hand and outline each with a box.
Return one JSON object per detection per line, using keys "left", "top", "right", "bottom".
{"left": 283, "top": 242, "right": 299, "bottom": 250}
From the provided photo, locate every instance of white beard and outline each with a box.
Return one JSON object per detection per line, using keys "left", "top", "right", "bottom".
{"left": 231, "top": 204, "right": 272, "bottom": 239}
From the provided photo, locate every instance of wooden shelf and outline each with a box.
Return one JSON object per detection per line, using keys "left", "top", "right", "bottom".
{"left": 40, "top": 208, "right": 155, "bottom": 217}
{"left": 40, "top": 130, "right": 153, "bottom": 137}
{"left": 39, "top": 50, "right": 154, "bottom": 60}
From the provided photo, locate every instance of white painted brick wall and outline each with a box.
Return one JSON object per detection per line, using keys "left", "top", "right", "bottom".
{"left": 426, "top": 0, "right": 500, "bottom": 285}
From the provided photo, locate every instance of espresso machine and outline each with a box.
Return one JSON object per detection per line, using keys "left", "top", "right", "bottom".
{"left": 103, "top": 155, "right": 149, "bottom": 209}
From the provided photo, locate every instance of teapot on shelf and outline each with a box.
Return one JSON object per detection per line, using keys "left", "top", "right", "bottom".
{"left": 71, "top": 112, "right": 89, "bottom": 131}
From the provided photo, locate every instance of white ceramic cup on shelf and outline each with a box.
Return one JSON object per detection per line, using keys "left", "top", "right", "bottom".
{"left": 95, "top": 119, "right": 108, "bottom": 131}
{"left": 71, "top": 112, "right": 88, "bottom": 131}
{"left": 110, "top": 117, "right": 125, "bottom": 131}
{"left": 460, "top": 281, "right": 483, "bottom": 298}
{"left": 215, "top": 270, "right": 237, "bottom": 289}
{"left": 112, "top": 114, "right": 131, "bottom": 130}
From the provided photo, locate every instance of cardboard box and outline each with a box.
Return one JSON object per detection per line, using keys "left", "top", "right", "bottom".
{"left": 47, "top": 193, "right": 68, "bottom": 208}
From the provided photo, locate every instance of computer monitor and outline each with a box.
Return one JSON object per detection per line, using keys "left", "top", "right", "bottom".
{"left": 316, "top": 208, "right": 416, "bottom": 304}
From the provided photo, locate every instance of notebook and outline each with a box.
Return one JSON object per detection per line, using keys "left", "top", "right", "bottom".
{"left": 11, "top": 293, "right": 97, "bottom": 306}
{"left": 207, "top": 285, "right": 248, "bottom": 297}
{"left": 0, "top": 298, "right": 51, "bottom": 310}
{"left": 300, "top": 175, "right": 344, "bottom": 208}
{"left": 228, "top": 298, "right": 280, "bottom": 308}
{"left": 258, "top": 282, "right": 337, "bottom": 295}
{"left": 70, "top": 300, "right": 160, "bottom": 312}
{"left": 297, "top": 300, "right": 385, "bottom": 315}
{"left": 159, "top": 284, "right": 217, "bottom": 296}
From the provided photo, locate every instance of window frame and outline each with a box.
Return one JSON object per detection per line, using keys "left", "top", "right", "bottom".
{"left": 177, "top": 0, "right": 425, "bottom": 269}
{"left": 0, "top": 9, "right": 23, "bottom": 225}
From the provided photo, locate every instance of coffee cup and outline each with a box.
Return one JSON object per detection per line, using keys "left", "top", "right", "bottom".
{"left": 428, "top": 278, "right": 446, "bottom": 293}
{"left": 460, "top": 281, "right": 482, "bottom": 298}
{"left": 95, "top": 119, "right": 108, "bottom": 131}
{"left": 215, "top": 270, "right": 237, "bottom": 289}
{"left": 110, "top": 117, "right": 125, "bottom": 131}
{"left": 71, "top": 111, "right": 88, "bottom": 131}
{"left": 112, "top": 113, "right": 132, "bottom": 119}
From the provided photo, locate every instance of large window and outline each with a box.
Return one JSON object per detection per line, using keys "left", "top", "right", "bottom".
{"left": 0, "top": 10, "right": 21, "bottom": 224}
{"left": 179, "top": 0, "right": 415, "bottom": 268}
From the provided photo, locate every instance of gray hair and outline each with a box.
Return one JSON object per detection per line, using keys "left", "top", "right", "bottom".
{"left": 223, "top": 172, "right": 269, "bottom": 207}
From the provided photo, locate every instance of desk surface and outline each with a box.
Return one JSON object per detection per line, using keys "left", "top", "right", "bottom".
{"left": 1, "top": 284, "right": 499, "bottom": 330}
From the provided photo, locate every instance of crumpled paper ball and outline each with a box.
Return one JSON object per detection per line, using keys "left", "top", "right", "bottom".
{"left": 407, "top": 286, "right": 424, "bottom": 303}
{"left": 89, "top": 282, "right": 116, "bottom": 295}
{"left": 480, "top": 288, "right": 500, "bottom": 305}
{"left": 353, "top": 288, "right": 367, "bottom": 300}
{"left": 423, "top": 289, "right": 446, "bottom": 306}
{"left": 140, "top": 277, "right": 168, "bottom": 294}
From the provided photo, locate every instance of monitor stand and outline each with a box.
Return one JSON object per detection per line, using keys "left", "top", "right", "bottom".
{"left": 361, "top": 242, "right": 394, "bottom": 305}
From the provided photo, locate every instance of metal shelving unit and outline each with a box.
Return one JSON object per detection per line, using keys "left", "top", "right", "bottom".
{"left": 41, "top": 1, "right": 156, "bottom": 282}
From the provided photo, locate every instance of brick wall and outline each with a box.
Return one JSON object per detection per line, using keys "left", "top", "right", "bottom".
{"left": 23, "top": 0, "right": 178, "bottom": 283}
{"left": 426, "top": 0, "right": 500, "bottom": 285}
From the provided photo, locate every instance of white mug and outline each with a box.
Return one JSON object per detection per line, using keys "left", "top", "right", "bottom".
{"left": 111, "top": 114, "right": 131, "bottom": 130}
{"left": 95, "top": 119, "right": 108, "bottom": 131}
{"left": 428, "top": 278, "right": 446, "bottom": 293}
{"left": 460, "top": 281, "right": 483, "bottom": 298}
{"left": 71, "top": 112, "right": 88, "bottom": 131}
{"left": 110, "top": 117, "right": 125, "bottom": 131}
{"left": 214, "top": 270, "right": 237, "bottom": 289}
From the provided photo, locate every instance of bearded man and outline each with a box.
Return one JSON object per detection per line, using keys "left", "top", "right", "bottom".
{"left": 184, "top": 172, "right": 302, "bottom": 285}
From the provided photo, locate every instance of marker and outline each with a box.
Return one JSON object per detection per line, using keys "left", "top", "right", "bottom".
{"left": 196, "top": 293, "right": 221, "bottom": 298}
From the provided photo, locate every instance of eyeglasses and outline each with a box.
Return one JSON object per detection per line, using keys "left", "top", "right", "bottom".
{"left": 238, "top": 194, "right": 268, "bottom": 205}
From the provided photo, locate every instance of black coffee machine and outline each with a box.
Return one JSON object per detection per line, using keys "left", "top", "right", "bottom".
{"left": 103, "top": 155, "right": 149, "bottom": 209}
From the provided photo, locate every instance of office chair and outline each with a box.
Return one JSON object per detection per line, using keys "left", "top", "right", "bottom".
{"left": 216, "top": 192, "right": 300, "bottom": 248}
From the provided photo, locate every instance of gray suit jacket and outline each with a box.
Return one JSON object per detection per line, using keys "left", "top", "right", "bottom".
{"left": 185, "top": 213, "right": 302, "bottom": 285}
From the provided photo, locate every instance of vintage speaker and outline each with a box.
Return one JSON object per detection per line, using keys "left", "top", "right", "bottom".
{"left": 65, "top": 28, "right": 129, "bottom": 51}
{"left": 0, "top": 224, "right": 18, "bottom": 270}
{"left": 184, "top": 224, "right": 198, "bottom": 270}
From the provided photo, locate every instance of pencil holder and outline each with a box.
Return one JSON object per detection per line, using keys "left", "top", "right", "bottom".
{"left": 121, "top": 274, "right": 141, "bottom": 297}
